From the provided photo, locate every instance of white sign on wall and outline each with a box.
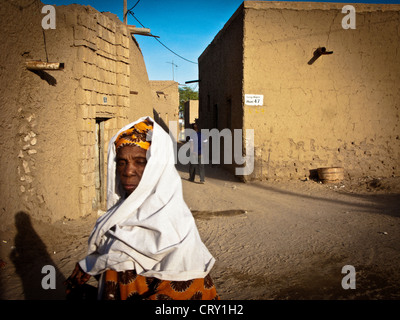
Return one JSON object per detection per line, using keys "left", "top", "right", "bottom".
{"left": 245, "top": 94, "right": 263, "bottom": 106}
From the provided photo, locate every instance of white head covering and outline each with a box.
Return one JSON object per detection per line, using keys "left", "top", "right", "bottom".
{"left": 79, "top": 116, "right": 215, "bottom": 281}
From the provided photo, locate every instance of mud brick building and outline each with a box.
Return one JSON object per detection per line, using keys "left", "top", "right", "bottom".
{"left": 184, "top": 100, "right": 199, "bottom": 129}
{"left": 198, "top": 1, "right": 400, "bottom": 181}
{"left": 0, "top": 1, "right": 177, "bottom": 225}
{"left": 150, "top": 80, "right": 180, "bottom": 131}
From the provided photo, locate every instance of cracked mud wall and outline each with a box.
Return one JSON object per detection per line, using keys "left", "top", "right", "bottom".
{"left": 0, "top": 0, "right": 153, "bottom": 226}
{"left": 242, "top": 2, "right": 400, "bottom": 180}
{"left": 200, "top": 1, "right": 400, "bottom": 181}
{"left": 198, "top": 5, "right": 244, "bottom": 174}
{"left": 0, "top": 0, "right": 80, "bottom": 226}
{"left": 150, "top": 80, "right": 180, "bottom": 132}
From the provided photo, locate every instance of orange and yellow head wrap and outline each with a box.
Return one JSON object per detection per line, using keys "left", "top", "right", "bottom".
{"left": 115, "top": 119, "right": 153, "bottom": 151}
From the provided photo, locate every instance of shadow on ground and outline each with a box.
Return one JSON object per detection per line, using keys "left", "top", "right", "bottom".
{"left": 9, "top": 212, "right": 67, "bottom": 299}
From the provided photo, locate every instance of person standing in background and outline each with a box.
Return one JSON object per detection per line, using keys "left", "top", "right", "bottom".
{"left": 189, "top": 123, "right": 207, "bottom": 184}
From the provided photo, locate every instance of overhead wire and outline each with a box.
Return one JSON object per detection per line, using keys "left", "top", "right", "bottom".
{"left": 127, "top": 9, "right": 198, "bottom": 65}
{"left": 127, "top": 0, "right": 141, "bottom": 14}
{"left": 124, "top": 0, "right": 141, "bottom": 22}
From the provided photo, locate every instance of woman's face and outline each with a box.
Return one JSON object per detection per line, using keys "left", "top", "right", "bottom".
{"left": 116, "top": 145, "right": 147, "bottom": 195}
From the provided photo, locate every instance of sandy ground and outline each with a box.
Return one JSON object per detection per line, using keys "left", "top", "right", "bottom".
{"left": 1, "top": 163, "right": 400, "bottom": 300}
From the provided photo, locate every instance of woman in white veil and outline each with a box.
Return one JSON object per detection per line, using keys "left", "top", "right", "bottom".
{"left": 64, "top": 117, "right": 219, "bottom": 300}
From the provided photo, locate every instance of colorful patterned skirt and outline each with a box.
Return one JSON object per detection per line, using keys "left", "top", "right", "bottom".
{"left": 102, "top": 269, "right": 220, "bottom": 300}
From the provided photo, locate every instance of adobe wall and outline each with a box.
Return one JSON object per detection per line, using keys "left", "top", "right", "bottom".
{"left": 184, "top": 100, "right": 199, "bottom": 128}
{"left": 198, "top": 5, "right": 244, "bottom": 171}
{"left": 1, "top": 1, "right": 79, "bottom": 225}
{"left": 128, "top": 36, "right": 154, "bottom": 120}
{"left": 0, "top": 1, "right": 153, "bottom": 226}
{"left": 199, "top": 5, "right": 244, "bottom": 132}
{"left": 150, "top": 80, "right": 180, "bottom": 131}
{"left": 242, "top": 1, "right": 400, "bottom": 180}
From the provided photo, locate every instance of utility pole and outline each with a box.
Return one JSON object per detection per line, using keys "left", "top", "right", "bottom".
{"left": 166, "top": 61, "right": 178, "bottom": 81}
{"left": 123, "top": 0, "right": 127, "bottom": 24}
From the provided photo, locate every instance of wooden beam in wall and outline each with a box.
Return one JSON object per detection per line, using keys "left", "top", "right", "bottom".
{"left": 127, "top": 25, "right": 159, "bottom": 38}
{"left": 26, "top": 61, "right": 64, "bottom": 70}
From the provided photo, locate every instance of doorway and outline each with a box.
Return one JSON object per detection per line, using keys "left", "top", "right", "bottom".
{"left": 95, "top": 118, "right": 108, "bottom": 211}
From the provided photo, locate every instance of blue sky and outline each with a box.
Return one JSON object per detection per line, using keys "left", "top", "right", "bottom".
{"left": 42, "top": 0, "right": 400, "bottom": 89}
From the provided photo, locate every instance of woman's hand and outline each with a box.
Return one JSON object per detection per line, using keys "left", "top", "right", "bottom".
{"left": 64, "top": 263, "right": 91, "bottom": 295}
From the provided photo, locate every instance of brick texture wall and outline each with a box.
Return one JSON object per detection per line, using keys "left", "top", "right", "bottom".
{"left": 0, "top": 1, "right": 153, "bottom": 225}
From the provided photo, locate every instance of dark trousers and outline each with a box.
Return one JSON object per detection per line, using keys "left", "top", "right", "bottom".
{"left": 189, "top": 155, "right": 205, "bottom": 182}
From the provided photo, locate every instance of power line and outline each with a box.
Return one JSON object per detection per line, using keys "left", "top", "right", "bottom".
{"left": 127, "top": 10, "right": 198, "bottom": 65}
{"left": 124, "top": 0, "right": 141, "bottom": 22}
{"left": 128, "top": 0, "right": 141, "bottom": 12}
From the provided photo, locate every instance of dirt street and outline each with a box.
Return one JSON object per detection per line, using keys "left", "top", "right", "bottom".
{"left": 1, "top": 163, "right": 399, "bottom": 300}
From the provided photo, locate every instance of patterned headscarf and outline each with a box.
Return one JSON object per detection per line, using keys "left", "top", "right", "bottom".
{"left": 114, "top": 119, "right": 153, "bottom": 151}
{"left": 81, "top": 117, "right": 216, "bottom": 282}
